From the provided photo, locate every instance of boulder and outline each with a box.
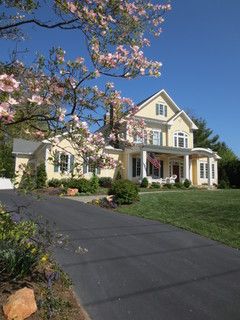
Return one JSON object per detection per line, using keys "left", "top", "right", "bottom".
{"left": 3, "top": 287, "right": 37, "bottom": 320}
{"left": 67, "top": 188, "right": 78, "bottom": 196}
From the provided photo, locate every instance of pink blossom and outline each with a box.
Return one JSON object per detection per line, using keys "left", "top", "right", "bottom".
{"left": 28, "top": 95, "right": 44, "bottom": 105}
{"left": 0, "top": 74, "right": 20, "bottom": 93}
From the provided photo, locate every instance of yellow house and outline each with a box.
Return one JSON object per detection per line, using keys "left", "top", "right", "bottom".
{"left": 13, "top": 89, "right": 220, "bottom": 187}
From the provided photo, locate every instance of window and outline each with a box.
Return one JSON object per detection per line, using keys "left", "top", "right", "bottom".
{"left": 54, "top": 152, "right": 74, "bottom": 173}
{"left": 60, "top": 154, "right": 69, "bottom": 173}
{"left": 132, "top": 157, "right": 141, "bottom": 177}
{"left": 200, "top": 162, "right": 208, "bottom": 179}
{"left": 83, "top": 159, "right": 101, "bottom": 175}
{"left": 150, "top": 130, "right": 162, "bottom": 146}
{"left": 133, "top": 130, "right": 147, "bottom": 144}
{"left": 173, "top": 132, "right": 189, "bottom": 148}
{"left": 180, "top": 163, "right": 184, "bottom": 178}
{"left": 156, "top": 103, "right": 167, "bottom": 117}
{"left": 212, "top": 163, "right": 215, "bottom": 179}
{"left": 200, "top": 163, "right": 205, "bottom": 179}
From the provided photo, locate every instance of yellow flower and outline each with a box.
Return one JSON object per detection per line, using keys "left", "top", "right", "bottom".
{"left": 40, "top": 254, "right": 49, "bottom": 263}
{"left": 31, "top": 247, "right": 37, "bottom": 254}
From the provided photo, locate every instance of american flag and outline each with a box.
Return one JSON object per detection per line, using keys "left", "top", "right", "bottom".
{"left": 147, "top": 153, "right": 161, "bottom": 169}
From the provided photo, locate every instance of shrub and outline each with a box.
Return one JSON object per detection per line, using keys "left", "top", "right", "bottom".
{"left": 109, "top": 179, "right": 139, "bottom": 205}
{"left": 65, "top": 178, "right": 92, "bottom": 193}
{"left": 151, "top": 182, "right": 161, "bottom": 189}
{"left": 36, "top": 163, "right": 47, "bottom": 189}
{"left": 18, "top": 164, "right": 36, "bottom": 191}
{"left": 99, "top": 177, "right": 113, "bottom": 188}
{"left": 115, "top": 171, "right": 122, "bottom": 180}
{"left": 90, "top": 174, "right": 99, "bottom": 193}
{"left": 218, "top": 180, "right": 229, "bottom": 189}
{"left": 183, "top": 179, "right": 191, "bottom": 188}
{"left": 141, "top": 177, "right": 149, "bottom": 188}
{"left": 175, "top": 182, "right": 184, "bottom": 189}
{"left": 48, "top": 178, "right": 62, "bottom": 188}
{"left": 0, "top": 205, "right": 50, "bottom": 280}
{"left": 164, "top": 183, "right": 173, "bottom": 189}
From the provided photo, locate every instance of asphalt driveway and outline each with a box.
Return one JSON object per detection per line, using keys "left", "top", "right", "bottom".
{"left": 0, "top": 190, "right": 240, "bottom": 320}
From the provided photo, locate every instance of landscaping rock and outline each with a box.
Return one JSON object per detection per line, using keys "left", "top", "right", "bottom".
{"left": 67, "top": 188, "right": 78, "bottom": 196}
{"left": 3, "top": 287, "right": 37, "bottom": 320}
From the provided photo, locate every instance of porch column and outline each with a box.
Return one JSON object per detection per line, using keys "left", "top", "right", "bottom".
{"left": 184, "top": 154, "right": 190, "bottom": 180}
{"left": 141, "top": 150, "right": 147, "bottom": 179}
{"left": 189, "top": 159, "right": 193, "bottom": 182}
{"left": 127, "top": 153, "right": 132, "bottom": 179}
{"left": 208, "top": 157, "right": 213, "bottom": 187}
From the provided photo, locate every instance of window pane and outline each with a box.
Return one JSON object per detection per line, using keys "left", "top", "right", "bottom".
{"left": 200, "top": 163, "right": 204, "bottom": 179}
{"left": 153, "top": 131, "right": 160, "bottom": 145}
{"left": 178, "top": 137, "right": 184, "bottom": 148}
{"left": 136, "top": 158, "right": 141, "bottom": 176}
{"left": 212, "top": 163, "right": 215, "bottom": 179}
{"left": 60, "top": 154, "right": 69, "bottom": 172}
{"left": 205, "top": 163, "right": 208, "bottom": 178}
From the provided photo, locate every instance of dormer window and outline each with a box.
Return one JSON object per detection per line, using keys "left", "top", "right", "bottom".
{"left": 156, "top": 103, "right": 167, "bottom": 117}
{"left": 173, "top": 131, "right": 189, "bottom": 148}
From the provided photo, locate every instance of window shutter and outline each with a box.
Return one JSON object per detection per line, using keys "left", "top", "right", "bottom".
{"left": 54, "top": 152, "right": 59, "bottom": 172}
{"left": 160, "top": 160, "right": 164, "bottom": 178}
{"left": 156, "top": 104, "right": 159, "bottom": 115}
{"left": 83, "top": 159, "right": 88, "bottom": 174}
{"left": 160, "top": 132, "right": 163, "bottom": 146}
{"left": 96, "top": 167, "right": 101, "bottom": 175}
{"left": 132, "top": 158, "right": 136, "bottom": 177}
{"left": 164, "top": 105, "right": 167, "bottom": 117}
{"left": 70, "top": 155, "right": 75, "bottom": 172}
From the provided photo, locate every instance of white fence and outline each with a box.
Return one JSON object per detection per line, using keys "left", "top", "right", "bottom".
{"left": 0, "top": 178, "right": 14, "bottom": 190}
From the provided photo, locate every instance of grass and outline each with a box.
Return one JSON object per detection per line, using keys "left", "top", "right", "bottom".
{"left": 118, "top": 189, "right": 240, "bottom": 248}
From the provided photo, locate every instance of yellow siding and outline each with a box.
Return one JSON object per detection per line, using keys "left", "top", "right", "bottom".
{"left": 168, "top": 116, "right": 194, "bottom": 148}
{"left": 192, "top": 159, "right": 198, "bottom": 185}
{"left": 135, "top": 93, "right": 176, "bottom": 121}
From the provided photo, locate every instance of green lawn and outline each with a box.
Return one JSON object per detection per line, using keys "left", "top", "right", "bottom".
{"left": 118, "top": 189, "right": 240, "bottom": 248}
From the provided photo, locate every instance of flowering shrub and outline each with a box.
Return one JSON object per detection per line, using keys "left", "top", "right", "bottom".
{"left": 109, "top": 179, "right": 139, "bottom": 205}
{"left": 0, "top": 204, "right": 51, "bottom": 280}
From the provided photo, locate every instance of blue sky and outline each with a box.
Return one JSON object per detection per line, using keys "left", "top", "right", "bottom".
{"left": 1, "top": 0, "right": 240, "bottom": 156}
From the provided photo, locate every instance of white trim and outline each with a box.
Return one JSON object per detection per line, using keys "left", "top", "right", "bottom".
{"left": 137, "top": 89, "right": 181, "bottom": 113}
{"left": 173, "top": 131, "right": 189, "bottom": 148}
{"left": 168, "top": 110, "right": 198, "bottom": 130}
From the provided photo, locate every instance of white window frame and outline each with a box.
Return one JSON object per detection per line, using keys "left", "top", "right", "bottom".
{"left": 199, "top": 162, "right": 208, "bottom": 179}
{"left": 173, "top": 131, "right": 189, "bottom": 148}
{"left": 212, "top": 163, "right": 215, "bottom": 179}
{"left": 58, "top": 153, "right": 70, "bottom": 173}
{"left": 150, "top": 130, "right": 161, "bottom": 146}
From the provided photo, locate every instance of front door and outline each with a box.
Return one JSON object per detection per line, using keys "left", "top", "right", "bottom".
{"left": 172, "top": 165, "right": 179, "bottom": 182}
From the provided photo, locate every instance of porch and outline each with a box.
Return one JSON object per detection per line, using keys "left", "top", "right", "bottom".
{"left": 125, "top": 146, "right": 218, "bottom": 187}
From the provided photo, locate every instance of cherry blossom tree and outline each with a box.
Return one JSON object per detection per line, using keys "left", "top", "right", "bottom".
{"left": 0, "top": 0, "right": 171, "bottom": 174}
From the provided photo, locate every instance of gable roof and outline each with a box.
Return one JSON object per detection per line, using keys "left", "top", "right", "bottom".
{"left": 137, "top": 89, "right": 181, "bottom": 113}
{"left": 12, "top": 138, "right": 42, "bottom": 155}
{"left": 167, "top": 110, "right": 198, "bottom": 130}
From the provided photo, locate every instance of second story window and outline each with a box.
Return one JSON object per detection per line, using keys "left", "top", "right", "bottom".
{"left": 173, "top": 132, "right": 189, "bottom": 148}
{"left": 156, "top": 103, "right": 167, "bottom": 117}
{"left": 150, "top": 130, "right": 162, "bottom": 146}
